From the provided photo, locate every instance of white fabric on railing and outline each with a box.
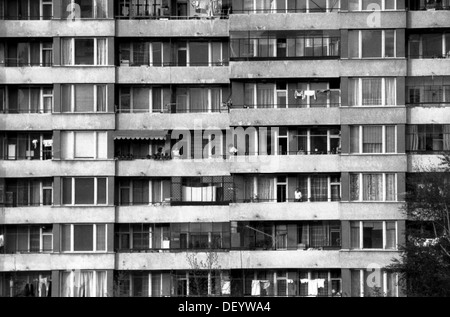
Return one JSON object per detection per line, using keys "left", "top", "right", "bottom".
{"left": 182, "top": 186, "right": 216, "bottom": 202}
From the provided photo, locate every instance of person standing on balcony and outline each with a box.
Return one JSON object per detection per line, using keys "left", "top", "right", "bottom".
{"left": 295, "top": 188, "right": 303, "bottom": 202}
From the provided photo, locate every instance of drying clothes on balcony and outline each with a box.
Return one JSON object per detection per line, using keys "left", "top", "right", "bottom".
{"left": 287, "top": 279, "right": 294, "bottom": 284}
{"left": 251, "top": 280, "right": 261, "bottom": 296}
{"left": 0, "top": 234, "right": 4, "bottom": 247}
{"left": 43, "top": 139, "right": 53, "bottom": 147}
{"left": 294, "top": 90, "right": 317, "bottom": 100}
{"left": 221, "top": 281, "right": 231, "bottom": 295}
{"left": 300, "top": 278, "right": 326, "bottom": 296}
{"left": 262, "top": 280, "right": 271, "bottom": 290}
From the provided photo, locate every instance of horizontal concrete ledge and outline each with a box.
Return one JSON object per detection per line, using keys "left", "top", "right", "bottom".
{"left": 117, "top": 19, "right": 229, "bottom": 37}
{"left": 408, "top": 59, "right": 450, "bottom": 77}
{"left": 0, "top": 67, "right": 116, "bottom": 84}
{"left": 117, "top": 159, "right": 231, "bottom": 177}
{"left": 117, "top": 67, "right": 230, "bottom": 84}
{"left": 408, "top": 107, "right": 450, "bottom": 124}
{"left": 230, "top": 108, "right": 341, "bottom": 126}
{"left": 407, "top": 11, "right": 450, "bottom": 29}
{"left": 117, "top": 113, "right": 231, "bottom": 130}
{"left": 408, "top": 155, "right": 449, "bottom": 172}
{"left": 340, "top": 155, "right": 408, "bottom": 172}
{"left": 230, "top": 202, "right": 340, "bottom": 221}
{"left": 340, "top": 107, "right": 407, "bottom": 125}
{"left": 0, "top": 206, "right": 116, "bottom": 225}
{"left": 117, "top": 205, "right": 230, "bottom": 223}
{"left": 340, "top": 203, "right": 406, "bottom": 220}
{"left": 0, "top": 160, "right": 116, "bottom": 177}
{"left": 339, "top": 250, "right": 401, "bottom": 269}
{"left": 0, "top": 253, "right": 115, "bottom": 272}
{"left": 339, "top": 11, "right": 407, "bottom": 29}
{"left": 0, "top": 113, "right": 116, "bottom": 131}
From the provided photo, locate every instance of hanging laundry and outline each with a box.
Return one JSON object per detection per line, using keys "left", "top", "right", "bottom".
{"left": 294, "top": 90, "right": 305, "bottom": 100}
{"left": 300, "top": 278, "right": 309, "bottom": 284}
{"left": 221, "top": 281, "right": 231, "bottom": 295}
{"left": 287, "top": 279, "right": 294, "bottom": 284}
{"left": 0, "top": 234, "right": 4, "bottom": 247}
{"left": 43, "top": 140, "right": 53, "bottom": 147}
{"left": 304, "top": 90, "right": 317, "bottom": 100}
{"left": 261, "top": 280, "right": 271, "bottom": 290}
{"left": 251, "top": 280, "right": 261, "bottom": 296}
{"left": 308, "top": 280, "right": 319, "bottom": 296}
{"left": 317, "top": 279, "right": 326, "bottom": 289}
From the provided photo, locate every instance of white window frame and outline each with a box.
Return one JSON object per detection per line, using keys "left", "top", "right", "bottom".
{"left": 354, "top": 269, "right": 399, "bottom": 297}
{"left": 349, "top": 77, "right": 397, "bottom": 107}
{"left": 63, "top": 177, "right": 108, "bottom": 206}
{"left": 351, "top": 125, "right": 398, "bottom": 154}
{"left": 62, "top": 38, "right": 108, "bottom": 66}
{"left": 62, "top": 84, "right": 107, "bottom": 113}
{"left": 353, "top": 221, "right": 398, "bottom": 250}
{"left": 350, "top": 0, "right": 397, "bottom": 11}
{"left": 62, "top": 131, "right": 108, "bottom": 159}
{"left": 61, "top": 224, "right": 108, "bottom": 253}
{"left": 352, "top": 30, "right": 397, "bottom": 59}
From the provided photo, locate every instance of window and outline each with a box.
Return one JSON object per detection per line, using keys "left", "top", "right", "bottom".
{"left": 60, "top": 270, "right": 107, "bottom": 297}
{"left": 0, "top": 86, "right": 53, "bottom": 114}
{"left": 1, "top": 41, "right": 53, "bottom": 67}
{"left": 1, "top": 0, "right": 53, "bottom": 20}
{"left": 61, "top": 224, "right": 107, "bottom": 252}
{"left": 351, "top": 269, "right": 399, "bottom": 297}
{"left": 350, "top": 173, "right": 397, "bottom": 202}
{"left": 407, "top": 125, "right": 450, "bottom": 152}
{"left": 61, "top": 131, "right": 107, "bottom": 159}
{"left": 350, "top": 221, "right": 397, "bottom": 250}
{"left": 116, "top": 224, "right": 171, "bottom": 251}
{"left": 0, "top": 133, "right": 53, "bottom": 160}
{"left": 349, "top": 30, "right": 396, "bottom": 58}
{"left": 1, "top": 225, "right": 53, "bottom": 254}
{"left": 406, "top": 76, "right": 450, "bottom": 106}
{"left": 348, "top": 78, "right": 396, "bottom": 106}
{"left": 350, "top": 126, "right": 397, "bottom": 154}
{"left": 61, "top": 38, "right": 107, "bottom": 66}
{"left": 62, "top": 177, "right": 107, "bottom": 205}
{"left": 118, "top": 179, "right": 171, "bottom": 205}
{"left": 4, "top": 179, "right": 53, "bottom": 207}
{"left": 118, "top": 86, "right": 173, "bottom": 113}
{"left": 61, "top": 0, "right": 108, "bottom": 19}
{"left": 348, "top": 0, "right": 397, "bottom": 11}
{"left": 233, "top": 0, "right": 340, "bottom": 13}
{"left": 61, "top": 84, "right": 107, "bottom": 112}
{"left": 409, "top": 33, "right": 450, "bottom": 59}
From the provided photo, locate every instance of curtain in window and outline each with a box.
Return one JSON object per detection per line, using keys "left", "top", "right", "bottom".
{"left": 75, "top": 85, "right": 94, "bottom": 112}
{"left": 29, "top": 88, "right": 40, "bottom": 113}
{"left": 363, "top": 126, "right": 382, "bottom": 153}
{"left": 211, "top": 88, "right": 221, "bottom": 112}
{"left": 96, "top": 0, "right": 108, "bottom": 18}
{"left": 176, "top": 88, "right": 188, "bottom": 112}
{"left": 257, "top": 177, "right": 274, "bottom": 202}
{"left": 62, "top": 39, "right": 73, "bottom": 65}
{"left": 443, "top": 125, "right": 450, "bottom": 151}
{"left": 61, "top": 272, "right": 72, "bottom": 297}
{"left": 311, "top": 176, "right": 328, "bottom": 202}
{"left": 310, "top": 223, "right": 327, "bottom": 248}
{"left": 96, "top": 271, "right": 106, "bottom": 297}
{"left": 363, "top": 174, "right": 383, "bottom": 201}
{"left": 348, "top": 79, "right": 359, "bottom": 106}
{"left": 408, "top": 125, "right": 419, "bottom": 151}
{"left": 350, "top": 174, "right": 360, "bottom": 201}
{"left": 386, "top": 174, "right": 396, "bottom": 201}
{"left": 385, "top": 78, "right": 396, "bottom": 106}
{"left": 76, "top": 271, "right": 94, "bottom": 297}
{"left": 350, "top": 126, "right": 360, "bottom": 153}
{"left": 96, "top": 225, "right": 106, "bottom": 251}
{"left": 362, "top": 79, "right": 382, "bottom": 105}
{"left": 96, "top": 85, "right": 106, "bottom": 112}
{"left": 31, "top": 180, "right": 40, "bottom": 206}
{"left": 97, "top": 39, "right": 107, "bottom": 65}
{"left": 257, "top": 84, "right": 274, "bottom": 107}
{"left": 386, "top": 126, "right": 396, "bottom": 153}
{"left": 190, "top": 88, "right": 208, "bottom": 112}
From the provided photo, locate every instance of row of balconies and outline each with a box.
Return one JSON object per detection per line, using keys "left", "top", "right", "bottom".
{"left": 0, "top": 202, "right": 405, "bottom": 224}
{"left": 0, "top": 250, "right": 400, "bottom": 272}
{"left": 0, "top": 10, "right": 449, "bottom": 38}
{"left": 1, "top": 59, "right": 449, "bottom": 84}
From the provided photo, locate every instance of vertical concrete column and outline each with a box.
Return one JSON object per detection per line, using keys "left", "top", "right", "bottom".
{"left": 396, "top": 29, "right": 406, "bottom": 58}
{"left": 53, "top": 37, "right": 61, "bottom": 66}
{"left": 107, "top": 223, "right": 114, "bottom": 252}
{"left": 340, "top": 30, "right": 348, "bottom": 59}
{"left": 340, "top": 77, "right": 348, "bottom": 107}
{"left": 397, "top": 172, "right": 406, "bottom": 202}
{"left": 53, "top": 84, "right": 61, "bottom": 113}
{"left": 341, "top": 269, "right": 352, "bottom": 297}
{"left": 53, "top": 223, "right": 60, "bottom": 252}
{"left": 51, "top": 271, "right": 60, "bottom": 297}
{"left": 53, "top": 130, "right": 61, "bottom": 160}
{"left": 53, "top": 176, "right": 61, "bottom": 206}
{"left": 231, "top": 81, "right": 244, "bottom": 106}
{"left": 341, "top": 220, "right": 351, "bottom": 249}
{"left": 107, "top": 84, "right": 115, "bottom": 113}
{"left": 107, "top": 38, "right": 115, "bottom": 67}
{"left": 397, "top": 124, "right": 406, "bottom": 154}
{"left": 341, "top": 172, "right": 350, "bottom": 202}
{"left": 397, "top": 77, "right": 406, "bottom": 106}
{"left": 106, "top": 269, "right": 114, "bottom": 297}
{"left": 341, "top": 125, "right": 350, "bottom": 154}
{"left": 106, "top": 131, "right": 115, "bottom": 159}
{"left": 107, "top": 177, "right": 115, "bottom": 206}
{"left": 397, "top": 220, "right": 406, "bottom": 248}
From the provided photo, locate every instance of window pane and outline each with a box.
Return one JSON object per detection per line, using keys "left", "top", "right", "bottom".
{"left": 133, "top": 88, "right": 150, "bottom": 112}
{"left": 75, "top": 85, "right": 94, "bottom": 112}
{"left": 350, "top": 126, "right": 360, "bottom": 153}
{"left": 73, "top": 225, "right": 93, "bottom": 251}
{"left": 385, "top": 78, "right": 396, "bottom": 106}
{"left": 350, "top": 174, "right": 360, "bottom": 201}
{"left": 96, "top": 224, "right": 106, "bottom": 251}
{"left": 386, "top": 174, "right": 396, "bottom": 201}
{"left": 362, "top": 78, "right": 382, "bottom": 105}
{"left": 386, "top": 126, "right": 396, "bottom": 153}
{"left": 97, "top": 85, "right": 106, "bottom": 112}
{"left": 348, "top": 78, "right": 359, "bottom": 106}
{"left": 363, "top": 174, "right": 383, "bottom": 201}
{"left": 61, "top": 85, "right": 72, "bottom": 112}
{"left": 363, "top": 126, "right": 382, "bottom": 153}
{"left": 97, "top": 178, "right": 107, "bottom": 204}
{"left": 75, "top": 178, "right": 94, "bottom": 204}
{"left": 351, "top": 270, "right": 361, "bottom": 297}
{"left": 351, "top": 221, "right": 360, "bottom": 249}
{"left": 362, "top": 31, "right": 382, "bottom": 58}
{"left": 75, "top": 132, "right": 95, "bottom": 158}
{"left": 363, "top": 222, "right": 383, "bottom": 249}
{"left": 385, "top": 30, "right": 395, "bottom": 58}
{"left": 190, "top": 42, "right": 209, "bottom": 66}
{"left": 75, "top": 39, "right": 94, "bottom": 65}
{"left": 386, "top": 222, "right": 396, "bottom": 249}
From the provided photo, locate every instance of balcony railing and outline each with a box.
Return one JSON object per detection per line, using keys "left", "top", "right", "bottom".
{"left": 0, "top": 15, "right": 52, "bottom": 20}
{"left": 231, "top": 102, "right": 341, "bottom": 109}
{"left": 116, "top": 104, "right": 229, "bottom": 114}
{"left": 1, "top": 59, "right": 53, "bottom": 67}
{"left": 406, "top": 0, "right": 450, "bottom": 10}
{"left": 232, "top": 7, "right": 340, "bottom": 14}
{"left": 119, "top": 60, "right": 229, "bottom": 67}
{"left": 0, "top": 108, "right": 52, "bottom": 114}
{"left": 235, "top": 197, "right": 341, "bottom": 203}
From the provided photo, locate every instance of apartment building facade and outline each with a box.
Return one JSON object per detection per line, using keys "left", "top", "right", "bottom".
{"left": 0, "top": 0, "right": 449, "bottom": 297}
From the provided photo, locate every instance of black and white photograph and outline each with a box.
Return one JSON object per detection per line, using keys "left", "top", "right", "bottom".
{"left": 0, "top": 0, "right": 450, "bottom": 308}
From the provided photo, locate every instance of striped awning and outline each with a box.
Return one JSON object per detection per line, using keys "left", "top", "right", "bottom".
{"left": 114, "top": 130, "right": 168, "bottom": 141}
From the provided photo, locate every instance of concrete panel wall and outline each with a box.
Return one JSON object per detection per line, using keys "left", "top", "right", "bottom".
{"left": 339, "top": 251, "right": 401, "bottom": 269}
{"left": 409, "top": 107, "right": 450, "bottom": 124}
{"left": 339, "top": 12, "right": 407, "bottom": 29}
{"left": 0, "top": 68, "right": 116, "bottom": 84}
{"left": 340, "top": 107, "right": 407, "bottom": 125}
{"left": 340, "top": 203, "right": 406, "bottom": 220}
{"left": 340, "top": 155, "right": 408, "bottom": 172}
{"left": 407, "top": 11, "right": 450, "bottom": 28}
{"left": 408, "top": 59, "right": 450, "bottom": 76}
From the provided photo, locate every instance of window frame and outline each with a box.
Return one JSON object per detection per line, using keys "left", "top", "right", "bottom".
{"left": 61, "top": 224, "right": 107, "bottom": 253}
{"left": 350, "top": 173, "right": 398, "bottom": 202}
{"left": 61, "top": 84, "right": 108, "bottom": 113}
{"left": 61, "top": 38, "right": 108, "bottom": 66}
{"left": 61, "top": 131, "right": 108, "bottom": 160}
{"left": 349, "top": 30, "right": 397, "bottom": 59}
{"left": 62, "top": 177, "right": 108, "bottom": 206}
{"left": 348, "top": 0, "right": 397, "bottom": 11}
{"left": 348, "top": 77, "right": 397, "bottom": 107}
{"left": 351, "top": 221, "right": 398, "bottom": 250}
{"left": 60, "top": 270, "right": 107, "bottom": 297}
{"left": 350, "top": 125, "right": 398, "bottom": 154}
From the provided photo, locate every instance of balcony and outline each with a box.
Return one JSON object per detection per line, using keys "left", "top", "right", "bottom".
{"left": 408, "top": 58, "right": 450, "bottom": 76}
{"left": 230, "top": 154, "right": 340, "bottom": 173}
{"left": 51, "top": 20, "right": 115, "bottom": 37}
{"left": 340, "top": 202, "right": 406, "bottom": 221}
{"left": 117, "top": 205, "right": 230, "bottom": 223}
{"left": 117, "top": 19, "right": 229, "bottom": 37}
{"left": 408, "top": 107, "right": 450, "bottom": 124}
{"left": 339, "top": 11, "right": 406, "bottom": 29}
{"left": 340, "top": 59, "right": 407, "bottom": 77}
{"left": 407, "top": 10, "right": 450, "bottom": 28}
{"left": 230, "top": 201, "right": 340, "bottom": 221}
{"left": 340, "top": 107, "right": 407, "bottom": 125}
{"left": 408, "top": 154, "right": 449, "bottom": 172}
{"left": 117, "top": 158, "right": 231, "bottom": 177}
{"left": 117, "top": 66, "right": 230, "bottom": 84}
{"left": 230, "top": 60, "right": 340, "bottom": 79}
{"left": 230, "top": 107, "right": 340, "bottom": 126}
{"left": 0, "top": 254, "right": 115, "bottom": 272}
{"left": 340, "top": 155, "right": 408, "bottom": 172}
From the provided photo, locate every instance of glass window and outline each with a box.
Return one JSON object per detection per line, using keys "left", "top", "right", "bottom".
{"left": 75, "top": 178, "right": 95, "bottom": 204}
{"left": 363, "top": 222, "right": 383, "bottom": 249}
{"left": 75, "top": 39, "right": 94, "bottom": 65}
{"left": 74, "top": 225, "right": 93, "bottom": 251}
{"left": 190, "top": 42, "right": 209, "bottom": 66}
